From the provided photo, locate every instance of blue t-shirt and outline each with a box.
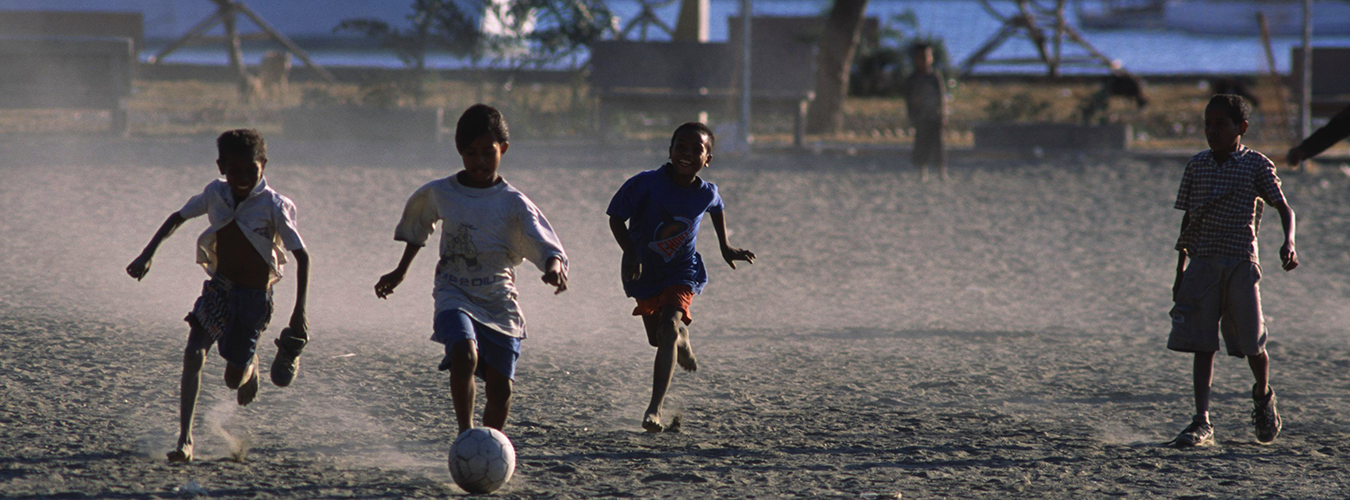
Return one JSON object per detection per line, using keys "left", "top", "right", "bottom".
{"left": 606, "top": 163, "right": 724, "bottom": 299}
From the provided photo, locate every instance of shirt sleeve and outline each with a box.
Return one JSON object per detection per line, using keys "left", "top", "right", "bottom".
{"left": 606, "top": 174, "right": 640, "bottom": 220}
{"left": 178, "top": 182, "right": 214, "bottom": 219}
{"left": 511, "top": 198, "right": 568, "bottom": 273}
{"left": 1173, "top": 161, "right": 1194, "bottom": 211}
{"left": 1253, "top": 159, "right": 1286, "bottom": 208}
{"left": 393, "top": 183, "right": 440, "bottom": 246}
{"left": 273, "top": 196, "right": 306, "bottom": 251}
{"left": 707, "top": 184, "right": 724, "bottom": 214}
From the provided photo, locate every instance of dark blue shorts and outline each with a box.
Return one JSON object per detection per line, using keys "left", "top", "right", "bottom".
{"left": 185, "top": 278, "right": 273, "bottom": 369}
{"left": 433, "top": 309, "right": 521, "bottom": 380}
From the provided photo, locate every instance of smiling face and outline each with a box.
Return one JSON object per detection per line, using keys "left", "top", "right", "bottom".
{"left": 458, "top": 134, "right": 508, "bottom": 188}
{"left": 668, "top": 129, "right": 713, "bottom": 179}
{"left": 1204, "top": 105, "right": 1247, "bottom": 156}
{"left": 217, "top": 156, "right": 265, "bottom": 199}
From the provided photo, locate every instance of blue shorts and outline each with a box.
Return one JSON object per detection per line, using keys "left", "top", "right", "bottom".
{"left": 185, "top": 278, "right": 273, "bottom": 369}
{"left": 432, "top": 309, "right": 521, "bottom": 380}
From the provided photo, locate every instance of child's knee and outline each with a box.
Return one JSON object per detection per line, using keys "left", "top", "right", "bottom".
{"left": 223, "top": 364, "right": 245, "bottom": 388}
{"left": 182, "top": 348, "right": 207, "bottom": 370}
{"left": 446, "top": 340, "right": 478, "bottom": 376}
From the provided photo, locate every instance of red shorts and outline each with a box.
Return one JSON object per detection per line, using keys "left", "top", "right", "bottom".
{"left": 632, "top": 286, "right": 694, "bottom": 325}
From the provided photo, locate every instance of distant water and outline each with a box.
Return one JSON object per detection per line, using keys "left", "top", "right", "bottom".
{"left": 141, "top": 0, "right": 1350, "bottom": 75}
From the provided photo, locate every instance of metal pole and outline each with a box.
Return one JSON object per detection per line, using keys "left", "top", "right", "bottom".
{"left": 1300, "top": 0, "right": 1312, "bottom": 141}
{"left": 739, "top": 0, "right": 752, "bottom": 148}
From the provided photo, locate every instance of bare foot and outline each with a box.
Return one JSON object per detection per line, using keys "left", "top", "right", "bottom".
{"left": 642, "top": 411, "right": 664, "bottom": 433}
{"left": 237, "top": 361, "right": 259, "bottom": 406}
{"left": 166, "top": 443, "right": 193, "bottom": 463}
{"left": 675, "top": 325, "right": 697, "bottom": 372}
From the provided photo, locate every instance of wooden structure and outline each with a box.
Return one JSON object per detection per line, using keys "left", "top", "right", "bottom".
{"left": 959, "top": 0, "right": 1119, "bottom": 77}
{"left": 0, "top": 36, "right": 135, "bottom": 136}
{"left": 146, "top": 0, "right": 335, "bottom": 101}
{"left": 1291, "top": 46, "right": 1350, "bottom": 119}
{"left": 0, "top": 11, "right": 143, "bottom": 53}
{"left": 590, "top": 17, "right": 823, "bottom": 145}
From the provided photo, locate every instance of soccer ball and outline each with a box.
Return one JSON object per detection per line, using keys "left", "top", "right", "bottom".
{"left": 448, "top": 427, "right": 516, "bottom": 494}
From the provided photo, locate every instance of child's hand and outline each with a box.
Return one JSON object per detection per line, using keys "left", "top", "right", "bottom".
{"left": 621, "top": 251, "right": 641, "bottom": 282}
{"left": 374, "top": 271, "right": 405, "bottom": 299}
{"left": 288, "top": 312, "right": 309, "bottom": 339}
{"left": 1285, "top": 146, "right": 1306, "bottom": 166}
{"left": 1281, "top": 241, "right": 1298, "bottom": 271}
{"left": 1172, "top": 271, "right": 1183, "bottom": 302}
{"left": 542, "top": 269, "right": 568, "bottom": 294}
{"left": 542, "top": 256, "right": 568, "bottom": 294}
{"left": 126, "top": 254, "right": 152, "bottom": 281}
{"left": 721, "top": 246, "right": 756, "bottom": 269}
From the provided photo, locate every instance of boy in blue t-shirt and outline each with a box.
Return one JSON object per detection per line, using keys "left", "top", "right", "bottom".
{"left": 606, "top": 122, "right": 756, "bottom": 433}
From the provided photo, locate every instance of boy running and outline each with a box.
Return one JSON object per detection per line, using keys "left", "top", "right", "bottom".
{"left": 126, "top": 129, "right": 310, "bottom": 463}
{"left": 1167, "top": 94, "right": 1297, "bottom": 447}
{"left": 375, "top": 104, "right": 568, "bottom": 435}
{"left": 607, "top": 122, "right": 756, "bottom": 433}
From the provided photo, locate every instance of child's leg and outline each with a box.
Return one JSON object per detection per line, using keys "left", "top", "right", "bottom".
{"left": 481, "top": 366, "right": 513, "bottom": 431}
{"left": 933, "top": 124, "right": 948, "bottom": 180}
{"left": 447, "top": 339, "right": 479, "bottom": 435}
{"left": 1247, "top": 351, "right": 1269, "bottom": 398}
{"left": 222, "top": 357, "right": 260, "bottom": 406}
{"left": 643, "top": 306, "right": 688, "bottom": 432}
{"left": 1193, "top": 351, "right": 1216, "bottom": 419}
{"left": 172, "top": 345, "right": 208, "bottom": 462}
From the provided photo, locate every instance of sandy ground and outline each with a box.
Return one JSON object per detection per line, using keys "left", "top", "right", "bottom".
{"left": 4, "top": 137, "right": 1350, "bottom": 499}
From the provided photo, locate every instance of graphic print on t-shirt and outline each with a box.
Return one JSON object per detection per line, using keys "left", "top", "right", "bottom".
{"left": 444, "top": 223, "right": 482, "bottom": 272}
{"left": 648, "top": 214, "right": 695, "bottom": 263}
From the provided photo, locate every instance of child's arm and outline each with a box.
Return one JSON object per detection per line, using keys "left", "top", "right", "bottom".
{"left": 609, "top": 216, "right": 641, "bottom": 282}
{"left": 709, "top": 211, "right": 756, "bottom": 269}
{"left": 1173, "top": 212, "right": 1189, "bottom": 301}
{"left": 1274, "top": 202, "right": 1298, "bottom": 271}
{"left": 375, "top": 243, "right": 422, "bottom": 298}
{"left": 289, "top": 249, "right": 310, "bottom": 335}
{"left": 126, "top": 212, "right": 187, "bottom": 281}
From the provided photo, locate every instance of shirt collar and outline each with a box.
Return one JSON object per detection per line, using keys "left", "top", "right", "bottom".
{"left": 1209, "top": 145, "right": 1251, "bottom": 167}
{"left": 224, "top": 177, "right": 269, "bottom": 208}
{"left": 659, "top": 162, "right": 704, "bottom": 189}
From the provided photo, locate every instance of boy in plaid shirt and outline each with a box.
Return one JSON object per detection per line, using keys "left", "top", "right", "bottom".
{"left": 1167, "top": 94, "right": 1298, "bottom": 447}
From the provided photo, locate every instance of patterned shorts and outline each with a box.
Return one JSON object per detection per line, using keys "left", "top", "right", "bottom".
{"left": 185, "top": 277, "right": 273, "bottom": 368}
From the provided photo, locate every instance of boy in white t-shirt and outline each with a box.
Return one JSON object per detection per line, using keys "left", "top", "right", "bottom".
{"left": 375, "top": 104, "right": 568, "bottom": 435}
{"left": 126, "top": 129, "right": 311, "bottom": 463}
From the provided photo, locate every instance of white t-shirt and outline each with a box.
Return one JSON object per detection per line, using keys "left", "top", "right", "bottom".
{"left": 394, "top": 175, "right": 568, "bottom": 339}
{"left": 179, "top": 177, "right": 306, "bottom": 285}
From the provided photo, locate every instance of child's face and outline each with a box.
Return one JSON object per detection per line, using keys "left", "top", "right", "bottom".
{"left": 217, "top": 156, "right": 265, "bottom": 198}
{"left": 459, "top": 134, "right": 508, "bottom": 186}
{"left": 668, "top": 130, "right": 713, "bottom": 177}
{"left": 913, "top": 48, "right": 933, "bottom": 73}
{"left": 1204, "top": 106, "right": 1247, "bottom": 154}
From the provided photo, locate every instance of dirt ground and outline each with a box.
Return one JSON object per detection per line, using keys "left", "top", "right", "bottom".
{"left": 3, "top": 136, "right": 1350, "bottom": 499}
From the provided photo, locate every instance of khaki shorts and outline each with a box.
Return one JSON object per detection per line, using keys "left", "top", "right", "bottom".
{"left": 1168, "top": 256, "right": 1266, "bottom": 358}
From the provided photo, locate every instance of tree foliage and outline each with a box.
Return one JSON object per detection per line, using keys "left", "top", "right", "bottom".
{"left": 337, "top": 0, "right": 615, "bottom": 70}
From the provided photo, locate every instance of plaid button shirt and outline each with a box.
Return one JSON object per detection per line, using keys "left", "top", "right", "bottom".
{"left": 1174, "top": 146, "right": 1286, "bottom": 261}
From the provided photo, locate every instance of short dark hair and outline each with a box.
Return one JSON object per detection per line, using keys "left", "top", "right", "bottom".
{"left": 456, "top": 104, "right": 509, "bottom": 151}
{"left": 1206, "top": 94, "right": 1250, "bottom": 125}
{"left": 217, "top": 129, "right": 266, "bottom": 162}
{"left": 909, "top": 41, "right": 933, "bottom": 54}
{"left": 670, "top": 122, "right": 715, "bottom": 151}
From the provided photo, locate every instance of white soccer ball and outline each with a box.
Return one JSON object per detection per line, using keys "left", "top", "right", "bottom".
{"left": 448, "top": 427, "right": 516, "bottom": 494}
